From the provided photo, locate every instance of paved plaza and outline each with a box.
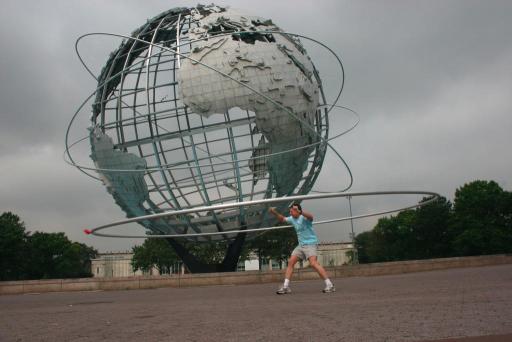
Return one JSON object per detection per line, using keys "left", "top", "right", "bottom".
{"left": 1, "top": 264, "right": 511, "bottom": 342}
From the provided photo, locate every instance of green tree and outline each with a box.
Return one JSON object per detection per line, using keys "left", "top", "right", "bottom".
{"left": 411, "top": 196, "right": 453, "bottom": 259}
{"left": 133, "top": 238, "right": 252, "bottom": 274}
{"left": 186, "top": 239, "right": 252, "bottom": 270}
{"left": 354, "top": 231, "right": 373, "bottom": 264}
{"left": 186, "top": 240, "right": 231, "bottom": 265}
{"left": 247, "top": 225, "right": 297, "bottom": 270}
{"left": 369, "top": 209, "right": 416, "bottom": 262}
{"left": 132, "top": 238, "right": 182, "bottom": 274}
{"left": 355, "top": 196, "right": 453, "bottom": 263}
{"left": 451, "top": 180, "right": 512, "bottom": 255}
{"left": 355, "top": 181, "right": 512, "bottom": 263}
{"left": 0, "top": 212, "right": 29, "bottom": 280}
{"left": 74, "top": 242, "right": 98, "bottom": 277}
{"left": 26, "top": 232, "right": 97, "bottom": 279}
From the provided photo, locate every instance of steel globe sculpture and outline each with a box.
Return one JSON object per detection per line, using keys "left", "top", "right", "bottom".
{"left": 68, "top": 4, "right": 355, "bottom": 272}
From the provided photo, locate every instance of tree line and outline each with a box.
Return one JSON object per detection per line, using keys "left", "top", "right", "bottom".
{"left": 2, "top": 179, "right": 510, "bottom": 280}
{"left": 0, "top": 212, "right": 97, "bottom": 281}
{"left": 355, "top": 180, "right": 512, "bottom": 263}
{"left": 131, "top": 223, "right": 297, "bottom": 274}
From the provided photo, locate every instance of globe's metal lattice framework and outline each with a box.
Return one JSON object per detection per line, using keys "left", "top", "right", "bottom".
{"left": 67, "top": 5, "right": 442, "bottom": 272}
{"left": 67, "top": 5, "right": 354, "bottom": 242}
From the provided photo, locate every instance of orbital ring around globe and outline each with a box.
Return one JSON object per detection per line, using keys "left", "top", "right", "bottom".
{"left": 64, "top": 104, "right": 358, "bottom": 174}
{"left": 85, "top": 191, "right": 441, "bottom": 238}
{"left": 66, "top": 30, "right": 356, "bottom": 192}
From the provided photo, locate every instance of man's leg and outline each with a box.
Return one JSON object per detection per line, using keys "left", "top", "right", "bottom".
{"left": 308, "top": 256, "right": 328, "bottom": 279}
{"left": 308, "top": 256, "right": 335, "bottom": 292}
{"left": 285, "top": 255, "right": 299, "bottom": 280}
{"left": 277, "top": 255, "right": 299, "bottom": 294}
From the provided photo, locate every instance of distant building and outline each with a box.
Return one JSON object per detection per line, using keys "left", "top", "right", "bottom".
{"left": 90, "top": 252, "right": 184, "bottom": 278}
{"left": 253, "top": 242, "right": 355, "bottom": 271}
{"left": 92, "top": 242, "right": 354, "bottom": 277}
{"left": 317, "top": 242, "right": 354, "bottom": 267}
{"left": 91, "top": 252, "right": 141, "bottom": 278}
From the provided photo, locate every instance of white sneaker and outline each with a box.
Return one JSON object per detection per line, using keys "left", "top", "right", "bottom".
{"left": 276, "top": 286, "right": 291, "bottom": 295}
{"left": 322, "top": 284, "right": 336, "bottom": 293}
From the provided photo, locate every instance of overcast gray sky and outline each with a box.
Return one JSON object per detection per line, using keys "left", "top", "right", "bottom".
{"left": 1, "top": 0, "right": 511, "bottom": 252}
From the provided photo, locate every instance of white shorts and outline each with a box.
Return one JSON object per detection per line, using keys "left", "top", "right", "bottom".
{"left": 291, "top": 244, "right": 318, "bottom": 260}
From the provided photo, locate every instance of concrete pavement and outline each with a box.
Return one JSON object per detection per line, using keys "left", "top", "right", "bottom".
{"left": 1, "top": 264, "right": 511, "bottom": 341}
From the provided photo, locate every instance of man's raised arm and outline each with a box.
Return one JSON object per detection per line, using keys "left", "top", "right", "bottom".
{"left": 268, "top": 207, "right": 286, "bottom": 223}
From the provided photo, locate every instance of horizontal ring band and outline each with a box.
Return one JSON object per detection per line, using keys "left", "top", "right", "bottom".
{"left": 85, "top": 191, "right": 440, "bottom": 238}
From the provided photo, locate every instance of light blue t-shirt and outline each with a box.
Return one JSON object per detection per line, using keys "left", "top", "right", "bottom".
{"left": 286, "top": 215, "right": 318, "bottom": 246}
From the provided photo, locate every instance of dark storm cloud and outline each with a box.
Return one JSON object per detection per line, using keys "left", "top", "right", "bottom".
{"left": 1, "top": 0, "right": 511, "bottom": 250}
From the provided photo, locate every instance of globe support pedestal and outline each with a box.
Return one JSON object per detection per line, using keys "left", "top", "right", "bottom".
{"left": 166, "top": 230, "right": 247, "bottom": 273}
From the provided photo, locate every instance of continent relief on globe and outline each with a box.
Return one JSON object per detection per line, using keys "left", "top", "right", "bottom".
{"left": 178, "top": 9, "right": 320, "bottom": 195}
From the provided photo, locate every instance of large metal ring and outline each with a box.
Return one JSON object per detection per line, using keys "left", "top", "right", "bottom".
{"left": 85, "top": 191, "right": 440, "bottom": 238}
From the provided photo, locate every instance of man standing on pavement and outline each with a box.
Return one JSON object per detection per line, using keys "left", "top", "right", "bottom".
{"left": 268, "top": 202, "right": 335, "bottom": 294}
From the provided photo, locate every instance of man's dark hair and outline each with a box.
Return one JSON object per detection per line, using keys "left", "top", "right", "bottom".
{"left": 289, "top": 202, "right": 302, "bottom": 212}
